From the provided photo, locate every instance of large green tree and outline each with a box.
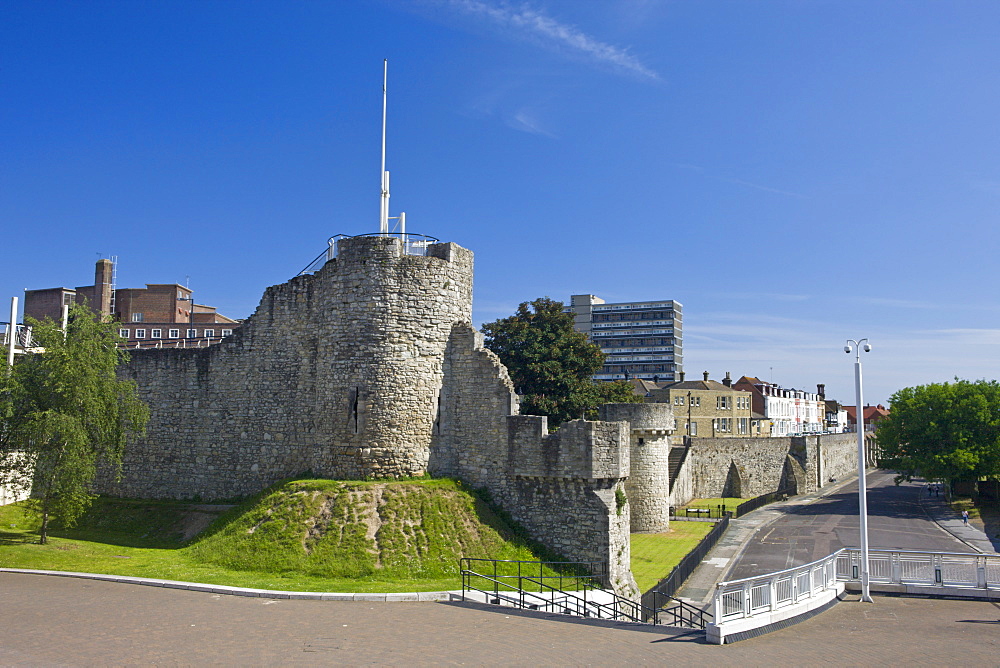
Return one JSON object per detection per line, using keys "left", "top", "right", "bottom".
{"left": 482, "top": 297, "right": 640, "bottom": 426}
{"left": 877, "top": 379, "right": 1000, "bottom": 487}
{"left": 0, "top": 303, "right": 149, "bottom": 543}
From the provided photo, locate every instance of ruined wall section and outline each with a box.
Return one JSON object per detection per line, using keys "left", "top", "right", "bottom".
{"left": 436, "top": 322, "right": 638, "bottom": 597}
{"left": 101, "top": 236, "right": 473, "bottom": 499}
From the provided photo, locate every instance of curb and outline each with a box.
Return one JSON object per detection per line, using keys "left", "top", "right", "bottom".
{"left": 0, "top": 568, "right": 460, "bottom": 601}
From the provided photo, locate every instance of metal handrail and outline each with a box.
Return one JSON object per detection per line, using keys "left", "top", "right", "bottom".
{"left": 460, "top": 557, "right": 709, "bottom": 629}
{"left": 296, "top": 232, "right": 443, "bottom": 276}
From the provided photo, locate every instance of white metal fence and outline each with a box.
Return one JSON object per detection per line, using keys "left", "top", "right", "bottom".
{"left": 837, "top": 548, "right": 1000, "bottom": 590}
{"left": 710, "top": 547, "right": 1000, "bottom": 643}
{"left": 714, "top": 550, "right": 841, "bottom": 623}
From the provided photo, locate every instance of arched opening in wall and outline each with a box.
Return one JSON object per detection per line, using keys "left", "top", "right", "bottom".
{"left": 722, "top": 460, "right": 743, "bottom": 498}
{"left": 780, "top": 454, "right": 806, "bottom": 495}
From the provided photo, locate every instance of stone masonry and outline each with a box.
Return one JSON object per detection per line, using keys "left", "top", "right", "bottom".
{"left": 98, "top": 236, "right": 639, "bottom": 596}
{"left": 96, "top": 233, "right": 855, "bottom": 599}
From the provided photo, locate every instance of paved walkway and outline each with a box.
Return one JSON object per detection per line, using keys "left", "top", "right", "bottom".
{"left": 2, "top": 571, "right": 999, "bottom": 665}
{"left": 676, "top": 473, "right": 998, "bottom": 607}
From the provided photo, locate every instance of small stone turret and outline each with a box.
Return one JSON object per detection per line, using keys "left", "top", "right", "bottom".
{"left": 599, "top": 403, "right": 675, "bottom": 533}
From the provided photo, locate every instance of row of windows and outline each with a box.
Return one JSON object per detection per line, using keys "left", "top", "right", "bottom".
{"left": 675, "top": 396, "right": 702, "bottom": 407}
{"left": 593, "top": 311, "right": 674, "bottom": 322}
{"left": 604, "top": 364, "right": 674, "bottom": 373}
{"left": 600, "top": 339, "right": 674, "bottom": 348}
{"left": 684, "top": 417, "right": 752, "bottom": 436}
{"left": 120, "top": 328, "right": 233, "bottom": 339}
{"left": 593, "top": 328, "right": 674, "bottom": 337}
{"left": 592, "top": 302, "right": 674, "bottom": 312}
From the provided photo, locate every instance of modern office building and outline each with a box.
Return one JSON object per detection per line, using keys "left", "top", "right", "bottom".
{"left": 568, "top": 294, "right": 682, "bottom": 383}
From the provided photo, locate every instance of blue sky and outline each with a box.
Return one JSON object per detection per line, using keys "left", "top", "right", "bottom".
{"left": 3, "top": 0, "right": 999, "bottom": 406}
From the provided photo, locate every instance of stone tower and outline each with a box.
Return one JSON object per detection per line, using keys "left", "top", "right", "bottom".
{"left": 309, "top": 234, "right": 474, "bottom": 478}
{"left": 599, "top": 403, "right": 675, "bottom": 533}
{"left": 106, "top": 234, "right": 474, "bottom": 499}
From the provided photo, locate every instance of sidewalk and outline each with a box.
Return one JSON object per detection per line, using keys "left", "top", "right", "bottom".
{"left": 673, "top": 474, "right": 998, "bottom": 608}
{"left": 917, "top": 483, "right": 999, "bottom": 555}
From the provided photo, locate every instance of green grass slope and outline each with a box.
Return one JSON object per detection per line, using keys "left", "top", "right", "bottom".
{"left": 187, "top": 478, "right": 542, "bottom": 580}
{"left": 0, "top": 478, "right": 551, "bottom": 592}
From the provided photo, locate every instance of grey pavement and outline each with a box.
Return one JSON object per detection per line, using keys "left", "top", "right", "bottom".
{"left": 676, "top": 471, "right": 998, "bottom": 608}
{"left": 2, "top": 571, "right": 999, "bottom": 665}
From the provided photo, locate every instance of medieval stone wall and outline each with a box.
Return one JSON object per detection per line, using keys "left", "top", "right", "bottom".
{"left": 99, "top": 236, "right": 473, "bottom": 499}
{"left": 670, "top": 432, "right": 860, "bottom": 505}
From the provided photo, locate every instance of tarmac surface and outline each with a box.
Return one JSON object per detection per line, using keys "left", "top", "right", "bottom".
{"left": 1, "top": 571, "right": 999, "bottom": 666}
{"left": 2, "top": 473, "right": 999, "bottom": 665}
{"left": 676, "top": 472, "right": 999, "bottom": 606}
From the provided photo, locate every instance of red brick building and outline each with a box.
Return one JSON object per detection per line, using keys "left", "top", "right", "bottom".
{"left": 24, "top": 260, "right": 240, "bottom": 347}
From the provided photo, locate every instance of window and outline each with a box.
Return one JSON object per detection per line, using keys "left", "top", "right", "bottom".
{"left": 135, "top": 329, "right": 146, "bottom": 339}
{"left": 168, "top": 329, "right": 180, "bottom": 338}
{"left": 738, "top": 418, "right": 749, "bottom": 435}
{"left": 222, "top": 329, "right": 233, "bottom": 336}
{"left": 692, "top": 397, "right": 701, "bottom": 407}
{"left": 119, "top": 329, "right": 129, "bottom": 338}
{"left": 131, "top": 313, "right": 144, "bottom": 323}
{"left": 204, "top": 329, "right": 215, "bottom": 338}
{"left": 714, "top": 418, "right": 731, "bottom": 432}
{"left": 717, "top": 396, "right": 731, "bottom": 410}
{"left": 151, "top": 329, "right": 162, "bottom": 339}
{"left": 688, "top": 421, "right": 697, "bottom": 436}
{"left": 187, "top": 329, "right": 197, "bottom": 338}
{"left": 674, "top": 396, "right": 685, "bottom": 406}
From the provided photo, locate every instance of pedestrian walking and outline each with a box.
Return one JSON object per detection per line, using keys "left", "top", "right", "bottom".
{"left": 962, "top": 510, "right": 969, "bottom": 525}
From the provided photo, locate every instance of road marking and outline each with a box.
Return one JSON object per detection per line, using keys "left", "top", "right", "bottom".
{"left": 703, "top": 557, "right": 729, "bottom": 568}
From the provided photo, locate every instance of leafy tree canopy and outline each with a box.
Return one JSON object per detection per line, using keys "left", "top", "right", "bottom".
{"left": 0, "top": 303, "right": 149, "bottom": 543}
{"left": 481, "top": 297, "right": 640, "bottom": 426}
{"left": 877, "top": 378, "right": 1000, "bottom": 485}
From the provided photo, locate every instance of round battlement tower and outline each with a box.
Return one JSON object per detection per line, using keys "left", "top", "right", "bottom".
{"left": 599, "top": 403, "right": 675, "bottom": 532}
{"left": 308, "top": 234, "right": 474, "bottom": 479}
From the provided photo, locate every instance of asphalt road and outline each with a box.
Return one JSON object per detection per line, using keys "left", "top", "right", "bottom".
{"left": 726, "top": 472, "right": 968, "bottom": 580}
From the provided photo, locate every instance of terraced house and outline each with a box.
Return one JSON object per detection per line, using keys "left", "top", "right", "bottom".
{"left": 647, "top": 371, "right": 755, "bottom": 442}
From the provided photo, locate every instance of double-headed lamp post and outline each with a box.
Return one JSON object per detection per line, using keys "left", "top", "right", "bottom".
{"left": 845, "top": 338, "right": 873, "bottom": 603}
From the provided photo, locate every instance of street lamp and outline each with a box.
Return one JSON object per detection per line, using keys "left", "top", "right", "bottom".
{"left": 845, "top": 338, "right": 873, "bottom": 603}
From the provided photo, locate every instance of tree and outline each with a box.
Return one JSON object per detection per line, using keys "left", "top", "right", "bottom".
{"left": 0, "top": 303, "right": 149, "bottom": 543}
{"left": 481, "top": 297, "right": 640, "bottom": 426}
{"left": 877, "top": 379, "right": 1000, "bottom": 488}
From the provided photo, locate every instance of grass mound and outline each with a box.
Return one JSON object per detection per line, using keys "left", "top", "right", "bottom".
{"left": 188, "top": 478, "right": 540, "bottom": 580}
{"left": 0, "top": 477, "right": 552, "bottom": 591}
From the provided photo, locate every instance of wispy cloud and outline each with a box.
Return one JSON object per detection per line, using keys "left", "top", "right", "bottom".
{"left": 445, "top": 0, "right": 660, "bottom": 81}
{"left": 857, "top": 297, "right": 937, "bottom": 310}
{"left": 668, "top": 162, "right": 806, "bottom": 198}
{"left": 509, "top": 108, "right": 557, "bottom": 137}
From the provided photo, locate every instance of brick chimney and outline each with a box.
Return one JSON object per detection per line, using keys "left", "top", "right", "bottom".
{"left": 679, "top": 371, "right": 685, "bottom": 382}
{"left": 817, "top": 383, "right": 826, "bottom": 399}
{"left": 703, "top": 370, "right": 710, "bottom": 381}
{"left": 723, "top": 371, "right": 732, "bottom": 387}
{"left": 94, "top": 259, "right": 113, "bottom": 319}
